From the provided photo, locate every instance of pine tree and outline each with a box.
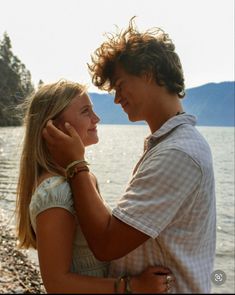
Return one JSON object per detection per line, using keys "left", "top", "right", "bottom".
{"left": 38, "top": 79, "right": 44, "bottom": 89}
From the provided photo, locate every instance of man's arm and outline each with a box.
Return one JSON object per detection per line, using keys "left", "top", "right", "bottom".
{"left": 70, "top": 171, "right": 149, "bottom": 261}
{"left": 43, "top": 121, "right": 149, "bottom": 261}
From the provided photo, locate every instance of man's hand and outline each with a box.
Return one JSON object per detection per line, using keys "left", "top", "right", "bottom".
{"left": 42, "top": 120, "right": 85, "bottom": 168}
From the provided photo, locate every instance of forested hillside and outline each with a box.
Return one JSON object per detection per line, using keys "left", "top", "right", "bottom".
{"left": 0, "top": 32, "right": 34, "bottom": 126}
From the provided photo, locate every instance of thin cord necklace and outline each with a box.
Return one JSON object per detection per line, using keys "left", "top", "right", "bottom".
{"left": 175, "top": 111, "right": 185, "bottom": 116}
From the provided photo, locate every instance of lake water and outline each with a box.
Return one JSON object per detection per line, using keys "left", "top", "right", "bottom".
{"left": 0, "top": 125, "right": 234, "bottom": 293}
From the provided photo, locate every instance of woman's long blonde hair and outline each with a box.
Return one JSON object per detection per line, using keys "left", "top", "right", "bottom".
{"left": 16, "top": 79, "right": 86, "bottom": 249}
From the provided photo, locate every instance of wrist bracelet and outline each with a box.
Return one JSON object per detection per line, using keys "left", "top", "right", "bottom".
{"left": 114, "top": 276, "right": 124, "bottom": 293}
{"left": 114, "top": 275, "right": 132, "bottom": 294}
{"left": 66, "top": 164, "right": 89, "bottom": 180}
{"left": 123, "top": 276, "right": 132, "bottom": 294}
{"left": 65, "top": 160, "right": 89, "bottom": 180}
{"left": 66, "top": 159, "right": 89, "bottom": 171}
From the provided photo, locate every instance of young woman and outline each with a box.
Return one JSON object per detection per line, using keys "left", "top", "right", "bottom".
{"left": 16, "top": 80, "right": 173, "bottom": 293}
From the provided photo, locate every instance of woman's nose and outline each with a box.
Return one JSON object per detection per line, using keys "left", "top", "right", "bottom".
{"left": 92, "top": 111, "right": 100, "bottom": 123}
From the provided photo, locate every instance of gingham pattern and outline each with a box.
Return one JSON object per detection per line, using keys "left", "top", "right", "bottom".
{"left": 110, "top": 114, "right": 216, "bottom": 293}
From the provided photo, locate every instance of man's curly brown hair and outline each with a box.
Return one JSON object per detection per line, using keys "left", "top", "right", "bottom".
{"left": 88, "top": 17, "right": 185, "bottom": 98}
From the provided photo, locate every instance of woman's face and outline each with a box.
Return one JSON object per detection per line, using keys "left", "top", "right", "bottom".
{"left": 57, "top": 93, "right": 100, "bottom": 147}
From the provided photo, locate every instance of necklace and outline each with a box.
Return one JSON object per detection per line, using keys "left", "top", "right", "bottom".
{"left": 175, "top": 111, "right": 185, "bottom": 116}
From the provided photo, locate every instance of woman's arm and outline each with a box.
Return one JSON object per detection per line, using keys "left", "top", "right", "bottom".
{"left": 36, "top": 207, "right": 172, "bottom": 293}
{"left": 36, "top": 207, "right": 116, "bottom": 293}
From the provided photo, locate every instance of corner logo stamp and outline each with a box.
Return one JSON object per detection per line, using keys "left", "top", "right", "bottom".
{"left": 211, "top": 269, "right": 226, "bottom": 285}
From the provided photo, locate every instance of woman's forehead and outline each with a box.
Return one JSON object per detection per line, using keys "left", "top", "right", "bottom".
{"left": 66, "top": 92, "right": 92, "bottom": 109}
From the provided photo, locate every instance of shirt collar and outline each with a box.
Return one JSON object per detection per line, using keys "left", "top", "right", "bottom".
{"left": 144, "top": 113, "right": 197, "bottom": 150}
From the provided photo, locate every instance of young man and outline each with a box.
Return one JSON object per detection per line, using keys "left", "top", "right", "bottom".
{"left": 43, "top": 19, "right": 216, "bottom": 293}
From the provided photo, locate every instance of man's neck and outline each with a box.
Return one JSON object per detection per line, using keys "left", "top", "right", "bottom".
{"left": 148, "top": 104, "right": 184, "bottom": 133}
{"left": 143, "top": 84, "right": 184, "bottom": 133}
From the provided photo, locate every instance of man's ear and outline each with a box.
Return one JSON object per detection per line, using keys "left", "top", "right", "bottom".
{"left": 143, "top": 72, "right": 154, "bottom": 84}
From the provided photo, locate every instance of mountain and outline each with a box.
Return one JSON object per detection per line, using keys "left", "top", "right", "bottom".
{"left": 183, "top": 82, "right": 234, "bottom": 126}
{"left": 89, "top": 81, "right": 235, "bottom": 126}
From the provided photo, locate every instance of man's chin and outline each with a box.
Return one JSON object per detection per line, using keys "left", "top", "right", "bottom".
{"left": 127, "top": 114, "right": 139, "bottom": 122}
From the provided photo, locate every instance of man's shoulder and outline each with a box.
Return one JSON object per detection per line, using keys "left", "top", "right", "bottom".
{"left": 145, "top": 124, "right": 212, "bottom": 171}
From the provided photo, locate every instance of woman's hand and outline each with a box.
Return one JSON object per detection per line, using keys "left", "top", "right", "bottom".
{"left": 131, "top": 266, "right": 175, "bottom": 294}
{"left": 42, "top": 120, "right": 85, "bottom": 168}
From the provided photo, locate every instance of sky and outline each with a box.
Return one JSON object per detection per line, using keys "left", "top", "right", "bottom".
{"left": 0, "top": 0, "right": 234, "bottom": 92}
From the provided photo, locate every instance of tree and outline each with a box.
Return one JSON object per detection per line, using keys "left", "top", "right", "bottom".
{"left": 38, "top": 79, "right": 44, "bottom": 89}
{"left": 0, "top": 32, "right": 34, "bottom": 126}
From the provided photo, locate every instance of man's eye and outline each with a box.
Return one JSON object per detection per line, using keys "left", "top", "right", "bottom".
{"left": 116, "top": 84, "right": 121, "bottom": 92}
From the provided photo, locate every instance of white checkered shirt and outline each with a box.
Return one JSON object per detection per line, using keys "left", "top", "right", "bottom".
{"left": 110, "top": 114, "right": 216, "bottom": 293}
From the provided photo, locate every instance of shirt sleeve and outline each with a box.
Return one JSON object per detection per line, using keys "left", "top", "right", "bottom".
{"left": 112, "top": 148, "right": 202, "bottom": 238}
{"left": 29, "top": 178, "right": 75, "bottom": 233}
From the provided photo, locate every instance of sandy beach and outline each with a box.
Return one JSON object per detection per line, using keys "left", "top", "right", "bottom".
{"left": 0, "top": 210, "right": 45, "bottom": 294}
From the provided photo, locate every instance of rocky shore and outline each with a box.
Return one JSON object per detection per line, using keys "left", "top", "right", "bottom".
{"left": 0, "top": 210, "right": 46, "bottom": 294}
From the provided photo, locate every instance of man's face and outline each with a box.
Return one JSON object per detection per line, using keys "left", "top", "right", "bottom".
{"left": 113, "top": 65, "right": 149, "bottom": 122}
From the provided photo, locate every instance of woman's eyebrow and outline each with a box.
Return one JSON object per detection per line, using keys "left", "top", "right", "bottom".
{"left": 80, "top": 104, "right": 93, "bottom": 111}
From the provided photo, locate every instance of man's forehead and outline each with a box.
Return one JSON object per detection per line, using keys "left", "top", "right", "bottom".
{"left": 112, "top": 66, "right": 125, "bottom": 85}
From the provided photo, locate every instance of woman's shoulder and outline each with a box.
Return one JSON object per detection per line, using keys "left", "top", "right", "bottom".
{"left": 38, "top": 174, "right": 65, "bottom": 188}
{"left": 37, "top": 172, "right": 65, "bottom": 188}
{"left": 30, "top": 174, "right": 74, "bottom": 220}
{"left": 29, "top": 174, "right": 75, "bottom": 233}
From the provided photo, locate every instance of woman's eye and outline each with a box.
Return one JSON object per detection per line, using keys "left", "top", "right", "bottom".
{"left": 82, "top": 108, "right": 89, "bottom": 114}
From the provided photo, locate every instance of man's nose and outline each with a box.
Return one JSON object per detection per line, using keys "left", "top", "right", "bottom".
{"left": 114, "top": 91, "right": 121, "bottom": 104}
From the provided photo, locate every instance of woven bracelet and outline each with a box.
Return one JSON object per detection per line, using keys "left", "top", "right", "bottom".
{"left": 66, "top": 165, "right": 89, "bottom": 180}
{"left": 66, "top": 159, "right": 89, "bottom": 172}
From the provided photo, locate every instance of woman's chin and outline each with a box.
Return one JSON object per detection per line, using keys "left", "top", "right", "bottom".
{"left": 84, "top": 137, "right": 99, "bottom": 147}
